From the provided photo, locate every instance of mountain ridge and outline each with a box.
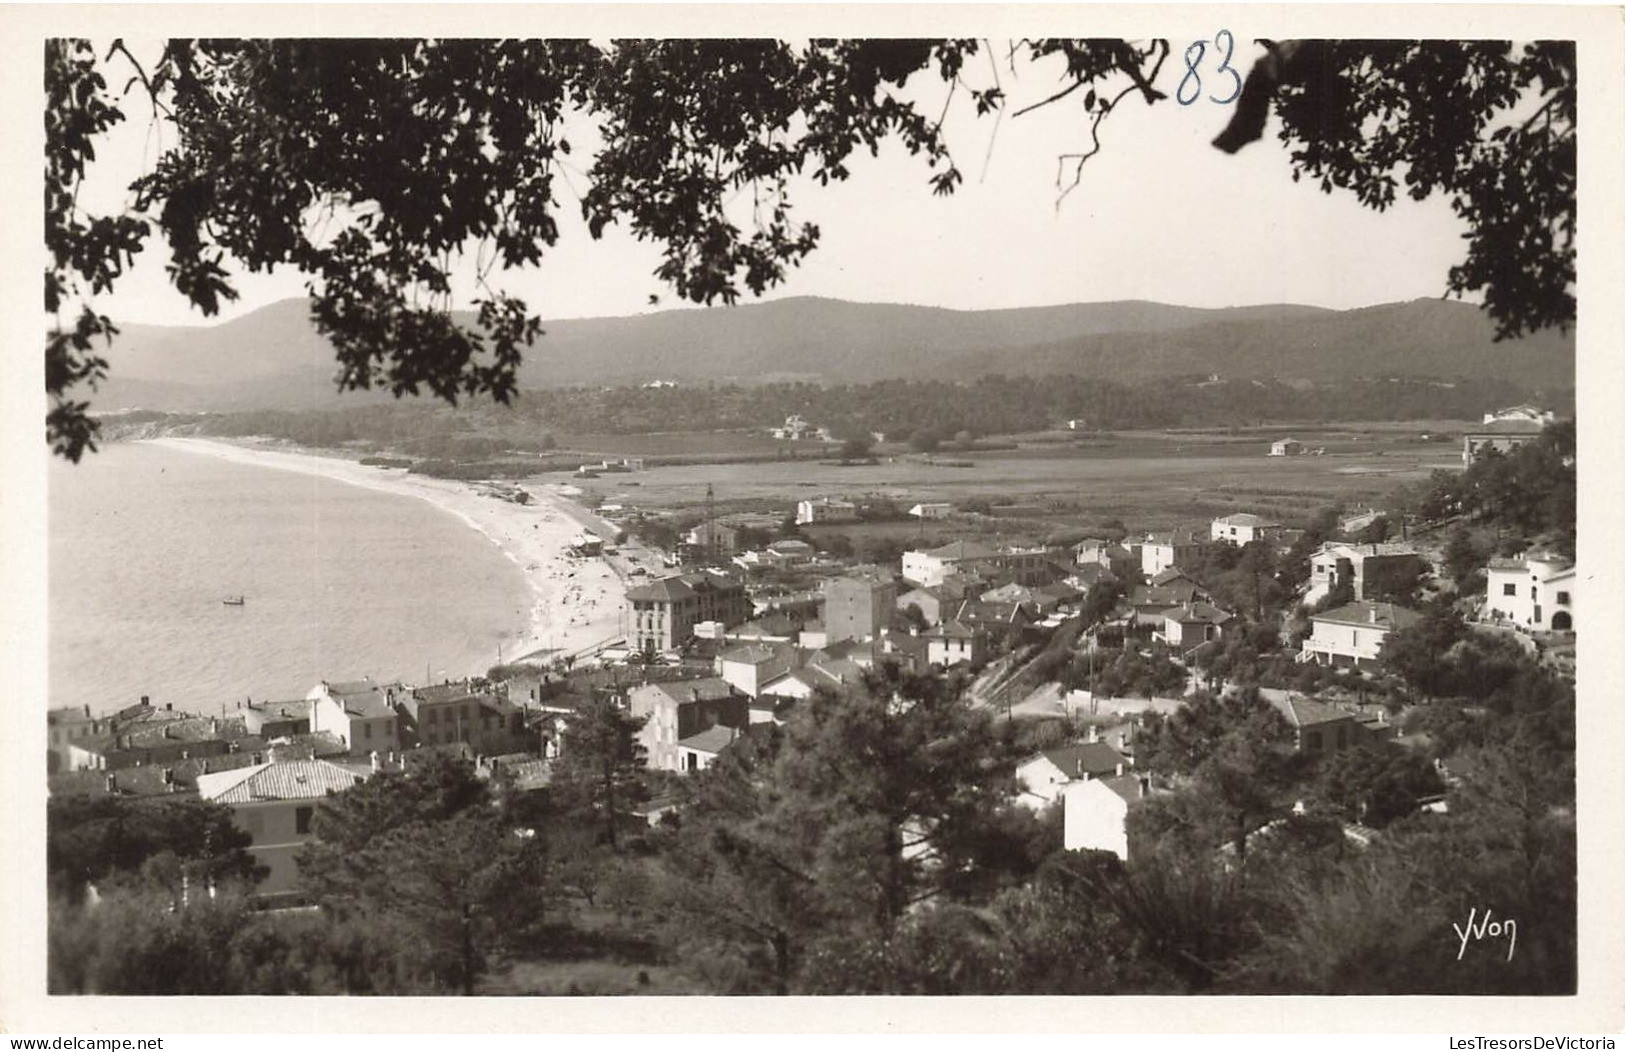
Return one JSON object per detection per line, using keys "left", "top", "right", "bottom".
{"left": 91, "top": 295, "right": 1571, "bottom": 412}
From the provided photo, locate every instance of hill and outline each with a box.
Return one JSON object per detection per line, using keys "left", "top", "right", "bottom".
{"left": 96, "top": 295, "right": 1570, "bottom": 412}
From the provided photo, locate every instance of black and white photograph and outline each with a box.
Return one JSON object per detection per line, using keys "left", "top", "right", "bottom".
{"left": 3, "top": 2, "right": 1623, "bottom": 1035}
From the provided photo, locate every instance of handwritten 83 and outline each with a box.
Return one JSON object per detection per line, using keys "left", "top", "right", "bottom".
{"left": 1178, "top": 30, "right": 1244, "bottom": 106}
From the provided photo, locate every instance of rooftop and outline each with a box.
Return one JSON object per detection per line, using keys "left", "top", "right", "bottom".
{"left": 1267, "top": 693, "right": 1356, "bottom": 729}
{"left": 1313, "top": 601, "right": 1422, "bottom": 631}
{"left": 1029, "top": 742, "right": 1129, "bottom": 780}
{"left": 676, "top": 723, "right": 743, "bottom": 755}
{"left": 196, "top": 758, "right": 366, "bottom": 804}
{"left": 1213, "top": 513, "right": 1280, "bottom": 528}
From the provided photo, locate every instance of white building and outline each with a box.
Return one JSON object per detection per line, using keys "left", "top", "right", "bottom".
{"left": 1210, "top": 513, "right": 1284, "bottom": 545}
{"left": 795, "top": 497, "right": 858, "bottom": 525}
{"left": 198, "top": 759, "right": 367, "bottom": 895}
{"left": 1063, "top": 773, "right": 1157, "bottom": 860}
{"left": 1484, "top": 553, "right": 1575, "bottom": 633}
{"left": 1269, "top": 439, "right": 1304, "bottom": 457}
{"left": 908, "top": 502, "right": 953, "bottom": 520}
{"left": 1300, "top": 601, "right": 1422, "bottom": 669}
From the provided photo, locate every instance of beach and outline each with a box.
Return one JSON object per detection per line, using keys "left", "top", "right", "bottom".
{"left": 146, "top": 437, "right": 629, "bottom": 667}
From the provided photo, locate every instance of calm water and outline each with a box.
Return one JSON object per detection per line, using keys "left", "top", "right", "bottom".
{"left": 49, "top": 442, "right": 531, "bottom": 716}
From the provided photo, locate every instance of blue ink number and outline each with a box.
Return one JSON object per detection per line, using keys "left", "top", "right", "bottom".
{"left": 1210, "top": 30, "right": 1242, "bottom": 104}
{"left": 1177, "top": 30, "right": 1243, "bottom": 106}
{"left": 1177, "top": 41, "right": 1207, "bottom": 105}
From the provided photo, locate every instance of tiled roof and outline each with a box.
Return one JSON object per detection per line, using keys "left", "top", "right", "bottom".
{"left": 1213, "top": 513, "right": 1279, "bottom": 528}
{"left": 1145, "top": 528, "right": 1203, "bottom": 546}
{"left": 1317, "top": 542, "right": 1422, "bottom": 560}
{"left": 1032, "top": 742, "right": 1129, "bottom": 780}
{"left": 1094, "top": 772, "right": 1156, "bottom": 803}
{"left": 197, "top": 759, "right": 365, "bottom": 804}
{"left": 677, "top": 724, "right": 742, "bottom": 755}
{"left": 1313, "top": 601, "right": 1422, "bottom": 631}
{"left": 639, "top": 677, "right": 739, "bottom": 706}
{"left": 1267, "top": 694, "right": 1355, "bottom": 729}
{"left": 720, "top": 642, "right": 785, "bottom": 664}
{"left": 1168, "top": 602, "right": 1235, "bottom": 625}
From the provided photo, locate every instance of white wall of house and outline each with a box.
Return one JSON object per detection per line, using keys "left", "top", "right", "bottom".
{"left": 1485, "top": 560, "right": 1576, "bottom": 632}
{"left": 1301, "top": 619, "right": 1390, "bottom": 667}
{"left": 1063, "top": 779, "right": 1130, "bottom": 859}
{"left": 232, "top": 798, "right": 319, "bottom": 895}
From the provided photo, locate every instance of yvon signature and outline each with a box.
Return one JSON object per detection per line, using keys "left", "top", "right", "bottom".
{"left": 1454, "top": 907, "right": 1517, "bottom": 962}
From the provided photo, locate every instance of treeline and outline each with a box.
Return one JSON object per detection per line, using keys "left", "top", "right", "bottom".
{"left": 109, "top": 374, "right": 1567, "bottom": 454}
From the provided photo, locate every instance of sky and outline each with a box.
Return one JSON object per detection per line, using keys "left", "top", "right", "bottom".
{"left": 80, "top": 38, "right": 1472, "bottom": 329}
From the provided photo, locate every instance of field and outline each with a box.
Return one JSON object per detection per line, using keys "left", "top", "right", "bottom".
{"left": 561, "top": 424, "right": 1466, "bottom": 533}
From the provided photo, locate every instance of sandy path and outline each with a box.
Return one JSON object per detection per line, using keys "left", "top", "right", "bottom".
{"left": 146, "top": 437, "right": 627, "bottom": 666}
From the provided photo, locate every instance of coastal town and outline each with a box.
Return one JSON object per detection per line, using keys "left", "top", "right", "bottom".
{"left": 29, "top": 31, "right": 1592, "bottom": 1014}
{"left": 45, "top": 401, "right": 1577, "bottom": 995}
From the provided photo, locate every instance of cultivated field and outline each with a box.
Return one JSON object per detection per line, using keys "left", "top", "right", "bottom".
{"left": 562, "top": 425, "right": 1466, "bottom": 532}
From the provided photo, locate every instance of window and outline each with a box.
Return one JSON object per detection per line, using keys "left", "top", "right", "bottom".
{"left": 1305, "top": 732, "right": 1322, "bottom": 753}
{"left": 1503, "top": 583, "right": 1517, "bottom": 596}
{"left": 1558, "top": 591, "right": 1571, "bottom": 605}
{"left": 364, "top": 723, "right": 373, "bottom": 739}
{"left": 295, "top": 806, "right": 314, "bottom": 835}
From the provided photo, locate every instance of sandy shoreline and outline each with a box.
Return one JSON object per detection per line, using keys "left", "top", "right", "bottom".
{"left": 145, "top": 437, "right": 628, "bottom": 668}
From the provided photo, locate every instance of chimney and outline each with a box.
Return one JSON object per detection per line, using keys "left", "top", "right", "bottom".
{"left": 165, "top": 702, "right": 173, "bottom": 711}
{"left": 200, "top": 760, "right": 210, "bottom": 774}
{"left": 1088, "top": 724, "right": 1100, "bottom": 743}
{"left": 105, "top": 773, "right": 116, "bottom": 794}
{"left": 252, "top": 752, "right": 264, "bottom": 765}
{"left": 370, "top": 750, "right": 381, "bottom": 773}
{"left": 1369, "top": 605, "right": 1379, "bottom": 624}
{"left": 1115, "top": 762, "right": 1126, "bottom": 777}
{"left": 140, "top": 695, "right": 150, "bottom": 707}
{"left": 210, "top": 717, "right": 219, "bottom": 734}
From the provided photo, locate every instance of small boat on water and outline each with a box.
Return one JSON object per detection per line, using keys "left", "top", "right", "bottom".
{"left": 223, "top": 595, "right": 246, "bottom": 606}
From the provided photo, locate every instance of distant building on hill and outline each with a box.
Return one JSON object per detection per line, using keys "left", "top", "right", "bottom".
{"left": 1462, "top": 409, "right": 1553, "bottom": 467}
{"left": 1269, "top": 438, "right": 1304, "bottom": 457}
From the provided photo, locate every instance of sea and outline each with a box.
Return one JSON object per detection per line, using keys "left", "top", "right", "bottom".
{"left": 48, "top": 441, "right": 532, "bottom": 717}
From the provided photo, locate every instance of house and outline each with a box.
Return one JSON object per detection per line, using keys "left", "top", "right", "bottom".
{"left": 1210, "top": 513, "right": 1284, "bottom": 545}
{"left": 1016, "top": 741, "right": 1131, "bottom": 809}
{"left": 1141, "top": 528, "right": 1204, "bottom": 577}
{"left": 795, "top": 497, "right": 858, "bottom": 525}
{"left": 627, "top": 678, "right": 749, "bottom": 772}
{"left": 1063, "top": 773, "right": 1160, "bottom": 860}
{"left": 1159, "top": 603, "right": 1236, "bottom": 648}
{"left": 716, "top": 642, "right": 797, "bottom": 698}
{"left": 1462, "top": 410, "right": 1553, "bottom": 467}
{"left": 822, "top": 566, "right": 898, "bottom": 644}
{"left": 1128, "top": 570, "right": 1210, "bottom": 622}
{"left": 902, "top": 540, "right": 1000, "bottom": 588}
{"left": 1073, "top": 539, "right": 1138, "bottom": 580}
{"left": 908, "top": 502, "right": 953, "bottom": 519}
{"left": 48, "top": 705, "right": 108, "bottom": 772}
{"left": 308, "top": 679, "right": 401, "bottom": 754}
{"left": 1306, "top": 542, "right": 1425, "bottom": 604}
{"left": 675, "top": 723, "right": 745, "bottom": 774}
{"left": 241, "top": 699, "right": 314, "bottom": 739}
{"left": 1269, "top": 438, "right": 1304, "bottom": 457}
{"left": 953, "top": 599, "right": 1037, "bottom": 640}
{"left": 771, "top": 414, "right": 820, "bottom": 441}
{"left": 924, "top": 620, "right": 986, "bottom": 667}
{"left": 1300, "top": 601, "right": 1422, "bottom": 669}
{"left": 197, "top": 758, "right": 368, "bottom": 896}
{"left": 627, "top": 569, "right": 752, "bottom": 654}
{"left": 1484, "top": 552, "right": 1576, "bottom": 633}
{"left": 64, "top": 712, "right": 263, "bottom": 774}
{"left": 398, "top": 680, "right": 525, "bottom": 753}
{"left": 1264, "top": 692, "right": 1362, "bottom": 755}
